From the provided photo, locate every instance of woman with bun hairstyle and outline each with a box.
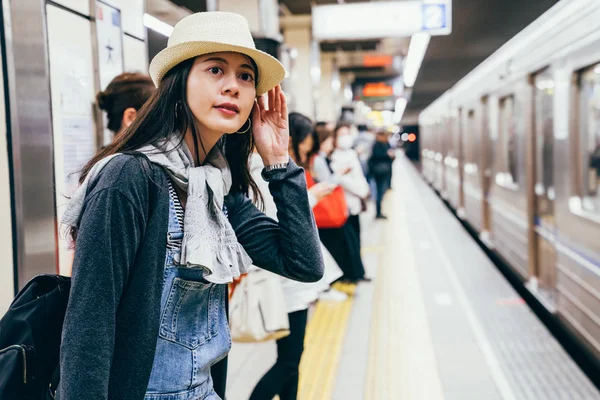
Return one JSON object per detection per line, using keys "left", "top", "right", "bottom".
{"left": 96, "top": 72, "right": 156, "bottom": 137}
{"left": 58, "top": 12, "right": 323, "bottom": 400}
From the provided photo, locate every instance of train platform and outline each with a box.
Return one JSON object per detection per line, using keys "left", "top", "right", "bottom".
{"left": 226, "top": 154, "right": 600, "bottom": 400}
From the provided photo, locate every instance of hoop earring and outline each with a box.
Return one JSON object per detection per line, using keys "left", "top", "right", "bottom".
{"left": 237, "top": 119, "right": 252, "bottom": 134}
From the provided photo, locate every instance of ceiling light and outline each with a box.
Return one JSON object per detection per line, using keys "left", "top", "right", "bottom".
{"left": 393, "top": 98, "right": 407, "bottom": 123}
{"left": 403, "top": 32, "right": 431, "bottom": 87}
{"left": 143, "top": 13, "right": 173, "bottom": 37}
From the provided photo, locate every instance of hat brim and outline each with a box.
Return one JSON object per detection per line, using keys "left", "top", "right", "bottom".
{"left": 149, "top": 41, "right": 286, "bottom": 96}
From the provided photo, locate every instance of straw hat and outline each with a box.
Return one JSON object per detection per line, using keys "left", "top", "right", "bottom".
{"left": 149, "top": 12, "right": 286, "bottom": 96}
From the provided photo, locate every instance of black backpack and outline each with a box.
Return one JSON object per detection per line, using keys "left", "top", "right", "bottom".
{"left": 0, "top": 153, "right": 155, "bottom": 399}
{"left": 0, "top": 274, "right": 71, "bottom": 399}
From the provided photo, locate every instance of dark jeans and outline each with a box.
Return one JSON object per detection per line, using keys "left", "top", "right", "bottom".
{"left": 249, "top": 309, "right": 309, "bottom": 400}
{"left": 347, "top": 214, "right": 361, "bottom": 248}
{"left": 374, "top": 174, "right": 391, "bottom": 216}
{"left": 318, "top": 221, "right": 365, "bottom": 282}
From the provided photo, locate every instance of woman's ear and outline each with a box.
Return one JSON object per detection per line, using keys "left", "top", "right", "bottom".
{"left": 122, "top": 107, "right": 138, "bottom": 128}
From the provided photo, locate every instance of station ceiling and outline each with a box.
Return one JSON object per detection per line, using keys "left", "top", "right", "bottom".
{"left": 170, "top": 0, "right": 559, "bottom": 118}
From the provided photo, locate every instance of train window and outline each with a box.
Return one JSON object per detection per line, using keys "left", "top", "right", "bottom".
{"left": 500, "top": 96, "right": 517, "bottom": 184}
{"left": 534, "top": 70, "right": 554, "bottom": 204}
{"left": 579, "top": 64, "right": 600, "bottom": 212}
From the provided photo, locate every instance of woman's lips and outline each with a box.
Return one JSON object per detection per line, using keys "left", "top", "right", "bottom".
{"left": 214, "top": 107, "right": 237, "bottom": 116}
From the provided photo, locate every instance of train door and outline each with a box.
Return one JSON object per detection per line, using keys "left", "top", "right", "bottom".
{"left": 533, "top": 68, "right": 558, "bottom": 308}
{"left": 457, "top": 108, "right": 465, "bottom": 214}
{"left": 481, "top": 97, "right": 493, "bottom": 243}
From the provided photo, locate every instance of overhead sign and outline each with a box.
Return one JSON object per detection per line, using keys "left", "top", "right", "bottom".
{"left": 312, "top": 0, "right": 452, "bottom": 41}
{"left": 363, "top": 82, "right": 394, "bottom": 97}
{"left": 363, "top": 55, "right": 393, "bottom": 68}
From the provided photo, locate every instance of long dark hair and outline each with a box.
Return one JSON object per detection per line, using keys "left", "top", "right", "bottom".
{"left": 288, "top": 112, "right": 317, "bottom": 167}
{"left": 81, "top": 57, "right": 262, "bottom": 203}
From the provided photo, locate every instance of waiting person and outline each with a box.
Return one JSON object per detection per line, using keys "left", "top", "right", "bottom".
{"left": 353, "top": 124, "right": 375, "bottom": 178}
{"left": 58, "top": 12, "right": 323, "bottom": 400}
{"left": 369, "top": 130, "right": 395, "bottom": 219}
{"left": 312, "top": 125, "right": 369, "bottom": 283}
{"left": 96, "top": 72, "right": 156, "bottom": 138}
{"left": 330, "top": 123, "right": 369, "bottom": 246}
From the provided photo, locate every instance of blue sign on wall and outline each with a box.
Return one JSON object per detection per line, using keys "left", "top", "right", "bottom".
{"left": 422, "top": 3, "right": 447, "bottom": 31}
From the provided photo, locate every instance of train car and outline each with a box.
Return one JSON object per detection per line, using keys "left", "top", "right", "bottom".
{"left": 419, "top": 0, "right": 600, "bottom": 362}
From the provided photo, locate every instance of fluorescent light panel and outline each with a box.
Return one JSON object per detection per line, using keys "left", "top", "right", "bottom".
{"left": 143, "top": 13, "right": 173, "bottom": 37}
{"left": 403, "top": 32, "right": 431, "bottom": 87}
{"left": 394, "top": 98, "right": 408, "bottom": 123}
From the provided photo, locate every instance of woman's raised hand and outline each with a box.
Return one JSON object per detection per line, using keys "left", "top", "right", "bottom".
{"left": 251, "top": 85, "right": 290, "bottom": 166}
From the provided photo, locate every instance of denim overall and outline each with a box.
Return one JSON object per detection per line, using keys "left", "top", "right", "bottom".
{"left": 145, "top": 183, "right": 231, "bottom": 400}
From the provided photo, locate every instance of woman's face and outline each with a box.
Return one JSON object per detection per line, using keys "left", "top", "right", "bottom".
{"left": 336, "top": 126, "right": 351, "bottom": 138}
{"left": 320, "top": 136, "right": 334, "bottom": 154}
{"left": 297, "top": 133, "right": 314, "bottom": 161}
{"left": 186, "top": 52, "right": 257, "bottom": 135}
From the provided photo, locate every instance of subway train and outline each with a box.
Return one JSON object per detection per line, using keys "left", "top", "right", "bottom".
{"left": 419, "top": 0, "right": 600, "bottom": 364}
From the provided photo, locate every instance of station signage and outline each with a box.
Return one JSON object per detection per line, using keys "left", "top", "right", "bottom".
{"left": 312, "top": 0, "right": 452, "bottom": 41}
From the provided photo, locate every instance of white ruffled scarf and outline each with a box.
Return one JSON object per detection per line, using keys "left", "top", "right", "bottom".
{"left": 62, "top": 136, "right": 252, "bottom": 284}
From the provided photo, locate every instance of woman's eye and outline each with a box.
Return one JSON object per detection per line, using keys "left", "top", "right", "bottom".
{"left": 209, "top": 67, "right": 222, "bottom": 75}
{"left": 240, "top": 73, "right": 255, "bottom": 82}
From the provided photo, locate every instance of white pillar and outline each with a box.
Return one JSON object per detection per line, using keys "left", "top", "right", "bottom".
{"left": 281, "top": 15, "right": 314, "bottom": 119}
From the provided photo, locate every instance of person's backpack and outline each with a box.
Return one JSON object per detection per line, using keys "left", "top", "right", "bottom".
{"left": 0, "top": 274, "right": 71, "bottom": 399}
{"left": 0, "top": 153, "right": 155, "bottom": 399}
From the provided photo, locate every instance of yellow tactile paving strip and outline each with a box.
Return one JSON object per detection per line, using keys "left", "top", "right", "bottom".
{"left": 297, "top": 291, "right": 354, "bottom": 400}
{"left": 364, "top": 189, "right": 445, "bottom": 400}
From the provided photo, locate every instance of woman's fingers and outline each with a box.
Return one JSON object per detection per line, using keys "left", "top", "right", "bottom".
{"left": 257, "top": 95, "right": 267, "bottom": 121}
{"left": 280, "top": 89, "right": 288, "bottom": 122}
{"left": 274, "top": 85, "right": 281, "bottom": 114}
{"left": 268, "top": 88, "right": 275, "bottom": 111}
{"left": 251, "top": 100, "right": 261, "bottom": 126}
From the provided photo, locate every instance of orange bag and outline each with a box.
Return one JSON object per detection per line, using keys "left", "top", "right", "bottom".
{"left": 306, "top": 170, "right": 348, "bottom": 229}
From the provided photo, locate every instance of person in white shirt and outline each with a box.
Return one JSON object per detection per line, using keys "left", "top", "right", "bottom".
{"left": 312, "top": 124, "right": 370, "bottom": 283}
{"left": 330, "top": 123, "right": 370, "bottom": 245}
{"left": 248, "top": 113, "right": 346, "bottom": 400}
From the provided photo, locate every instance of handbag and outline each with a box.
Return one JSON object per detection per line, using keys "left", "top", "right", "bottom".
{"left": 229, "top": 269, "right": 290, "bottom": 343}
{"left": 306, "top": 171, "right": 349, "bottom": 229}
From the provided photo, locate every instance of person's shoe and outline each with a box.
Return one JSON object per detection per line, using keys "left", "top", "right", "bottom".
{"left": 319, "top": 288, "right": 348, "bottom": 302}
{"left": 375, "top": 214, "right": 388, "bottom": 220}
{"left": 359, "top": 276, "right": 373, "bottom": 283}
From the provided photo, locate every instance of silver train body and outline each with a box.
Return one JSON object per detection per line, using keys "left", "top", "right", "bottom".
{"left": 419, "top": 0, "right": 600, "bottom": 362}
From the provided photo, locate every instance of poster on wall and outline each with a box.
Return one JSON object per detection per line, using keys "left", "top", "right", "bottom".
{"left": 96, "top": 1, "right": 124, "bottom": 146}
{"left": 96, "top": 1, "right": 124, "bottom": 91}
{"left": 46, "top": 4, "right": 97, "bottom": 274}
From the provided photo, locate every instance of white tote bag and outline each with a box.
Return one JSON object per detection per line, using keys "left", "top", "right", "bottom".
{"left": 229, "top": 269, "right": 290, "bottom": 343}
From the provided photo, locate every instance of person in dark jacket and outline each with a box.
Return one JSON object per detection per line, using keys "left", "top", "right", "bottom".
{"left": 369, "top": 130, "right": 395, "bottom": 219}
{"left": 58, "top": 12, "right": 323, "bottom": 400}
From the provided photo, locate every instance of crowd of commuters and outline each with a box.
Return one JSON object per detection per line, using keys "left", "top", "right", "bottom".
{"left": 44, "top": 11, "right": 395, "bottom": 400}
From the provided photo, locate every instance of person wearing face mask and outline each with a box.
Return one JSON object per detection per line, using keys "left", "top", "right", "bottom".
{"left": 312, "top": 123, "right": 370, "bottom": 283}
{"left": 330, "top": 123, "right": 370, "bottom": 246}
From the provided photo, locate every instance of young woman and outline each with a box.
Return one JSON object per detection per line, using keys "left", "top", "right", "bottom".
{"left": 58, "top": 12, "right": 323, "bottom": 400}
{"left": 330, "top": 123, "right": 370, "bottom": 245}
{"left": 312, "top": 125, "right": 369, "bottom": 283}
{"left": 369, "top": 130, "right": 395, "bottom": 219}
{"left": 96, "top": 72, "right": 156, "bottom": 137}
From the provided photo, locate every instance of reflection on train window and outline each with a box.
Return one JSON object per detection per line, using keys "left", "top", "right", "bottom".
{"left": 500, "top": 96, "right": 517, "bottom": 184}
{"left": 463, "top": 110, "right": 475, "bottom": 173}
{"left": 579, "top": 64, "right": 600, "bottom": 212}
{"left": 534, "top": 69, "right": 554, "bottom": 206}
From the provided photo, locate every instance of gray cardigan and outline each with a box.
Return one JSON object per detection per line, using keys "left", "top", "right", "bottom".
{"left": 58, "top": 155, "right": 323, "bottom": 400}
